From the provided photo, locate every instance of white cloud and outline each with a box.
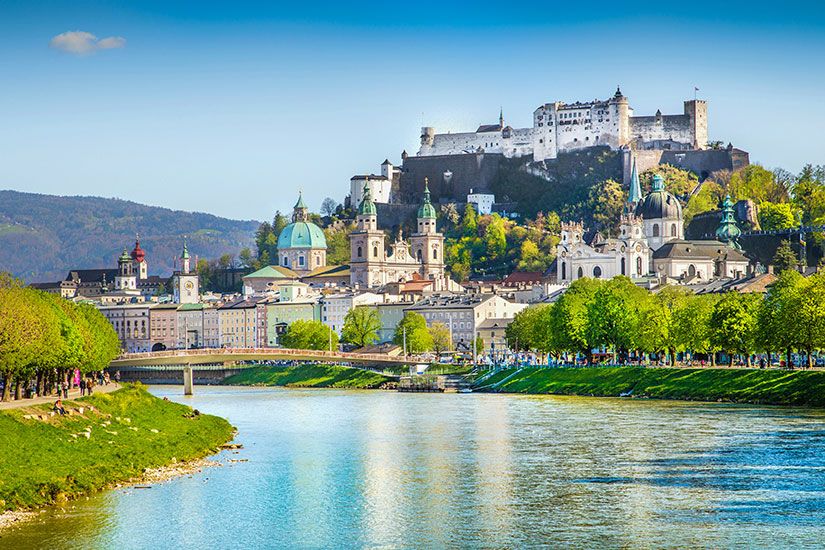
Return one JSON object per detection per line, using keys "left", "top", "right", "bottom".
{"left": 49, "top": 31, "right": 126, "bottom": 55}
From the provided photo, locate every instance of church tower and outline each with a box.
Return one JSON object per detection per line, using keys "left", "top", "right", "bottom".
{"left": 115, "top": 248, "right": 138, "bottom": 293}
{"left": 130, "top": 234, "right": 148, "bottom": 280}
{"left": 409, "top": 179, "right": 445, "bottom": 284}
{"left": 173, "top": 238, "right": 199, "bottom": 304}
{"left": 349, "top": 182, "right": 386, "bottom": 287}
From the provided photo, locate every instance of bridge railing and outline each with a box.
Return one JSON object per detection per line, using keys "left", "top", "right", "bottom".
{"left": 115, "top": 347, "right": 420, "bottom": 364}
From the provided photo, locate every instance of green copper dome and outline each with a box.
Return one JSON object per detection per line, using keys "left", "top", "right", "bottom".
{"left": 119, "top": 249, "right": 131, "bottom": 262}
{"left": 294, "top": 192, "right": 308, "bottom": 210}
{"left": 358, "top": 183, "right": 377, "bottom": 216}
{"left": 417, "top": 180, "right": 437, "bottom": 220}
{"left": 277, "top": 221, "right": 327, "bottom": 250}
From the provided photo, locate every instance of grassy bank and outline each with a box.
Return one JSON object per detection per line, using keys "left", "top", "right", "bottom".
{"left": 475, "top": 367, "right": 825, "bottom": 407}
{"left": 223, "top": 365, "right": 394, "bottom": 389}
{"left": 0, "top": 384, "right": 234, "bottom": 513}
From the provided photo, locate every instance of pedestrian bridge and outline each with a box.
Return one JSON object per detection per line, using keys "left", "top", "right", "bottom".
{"left": 110, "top": 347, "right": 418, "bottom": 368}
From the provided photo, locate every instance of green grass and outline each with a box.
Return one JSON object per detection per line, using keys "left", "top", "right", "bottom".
{"left": 223, "top": 365, "right": 394, "bottom": 389}
{"left": 475, "top": 367, "right": 825, "bottom": 407}
{"left": 0, "top": 384, "right": 234, "bottom": 512}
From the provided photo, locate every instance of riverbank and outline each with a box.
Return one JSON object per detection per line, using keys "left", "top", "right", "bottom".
{"left": 0, "top": 384, "right": 234, "bottom": 519}
{"left": 475, "top": 367, "right": 825, "bottom": 407}
{"left": 223, "top": 365, "right": 395, "bottom": 389}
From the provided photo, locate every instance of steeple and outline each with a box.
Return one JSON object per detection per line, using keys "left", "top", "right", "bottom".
{"left": 293, "top": 192, "right": 309, "bottom": 222}
{"left": 651, "top": 174, "right": 665, "bottom": 193}
{"left": 358, "top": 179, "right": 377, "bottom": 217}
{"left": 715, "top": 195, "right": 742, "bottom": 249}
{"left": 499, "top": 107, "right": 504, "bottom": 129}
{"left": 180, "top": 237, "right": 191, "bottom": 274}
{"left": 628, "top": 159, "right": 642, "bottom": 205}
{"left": 417, "top": 178, "right": 436, "bottom": 220}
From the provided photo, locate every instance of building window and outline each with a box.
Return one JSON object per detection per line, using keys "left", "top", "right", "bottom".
{"left": 373, "top": 246, "right": 378, "bottom": 258}
{"left": 298, "top": 256, "right": 305, "bottom": 267}
{"left": 577, "top": 267, "right": 583, "bottom": 279}
{"left": 561, "top": 261, "right": 566, "bottom": 280}
{"left": 432, "top": 248, "right": 437, "bottom": 260}
{"left": 636, "top": 256, "right": 643, "bottom": 275}
{"left": 593, "top": 266, "right": 602, "bottom": 278}
{"left": 621, "top": 257, "right": 626, "bottom": 275}
{"left": 357, "top": 246, "right": 362, "bottom": 258}
{"left": 653, "top": 224, "right": 660, "bottom": 237}
{"left": 282, "top": 256, "right": 289, "bottom": 266}
{"left": 671, "top": 224, "right": 677, "bottom": 237}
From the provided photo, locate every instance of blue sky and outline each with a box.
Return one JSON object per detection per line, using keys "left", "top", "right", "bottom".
{"left": 1, "top": 1, "right": 824, "bottom": 220}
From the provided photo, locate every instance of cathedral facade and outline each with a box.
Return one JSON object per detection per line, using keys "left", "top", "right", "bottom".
{"left": 558, "top": 169, "right": 749, "bottom": 284}
{"left": 349, "top": 180, "right": 448, "bottom": 289}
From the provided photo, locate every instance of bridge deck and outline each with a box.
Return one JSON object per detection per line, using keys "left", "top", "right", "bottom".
{"left": 110, "top": 347, "right": 419, "bottom": 367}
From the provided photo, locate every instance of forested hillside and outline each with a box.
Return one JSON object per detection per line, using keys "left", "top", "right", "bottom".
{"left": 0, "top": 190, "right": 258, "bottom": 282}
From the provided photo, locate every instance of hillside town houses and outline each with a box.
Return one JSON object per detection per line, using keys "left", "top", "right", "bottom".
{"left": 30, "top": 169, "right": 773, "bottom": 357}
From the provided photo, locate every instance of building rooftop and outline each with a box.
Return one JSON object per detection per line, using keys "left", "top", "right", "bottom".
{"left": 408, "top": 293, "right": 496, "bottom": 309}
{"left": 243, "top": 265, "right": 300, "bottom": 280}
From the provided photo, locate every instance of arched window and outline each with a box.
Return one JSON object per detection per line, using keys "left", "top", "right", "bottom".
{"left": 636, "top": 256, "right": 643, "bottom": 275}
{"left": 417, "top": 249, "right": 422, "bottom": 261}
{"left": 357, "top": 246, "right": 362, "bottom": 258}
{"left": 653, "top": 224, "right": 660, "bottom": 237}
{"left": 671, "top": 224, "right": 677, "bottom": 237}
{"left": 373, "top": 246, "right": 378, "bottom": 258}
{"left": 593, "top": 266, "right": 602, "bottom": 278}
{"left": 432, "top": 248, "right": 437, "bottom": 260}
{"left": 688, "top": 264, "right": 696, "bottom": 277}
{"left": 620, "top": 257, "right": 626, "bottom": 275}
{"left": 282, "top": 255, "right": 289, "bottom": 266}
{"left": 577, "top": 267, "right": 583, "bottom": 279}
{"left": 561, "top": 261, "right": 567, "bottom": 280}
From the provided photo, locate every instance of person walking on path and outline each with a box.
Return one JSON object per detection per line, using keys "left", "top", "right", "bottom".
{"left": 61, "top": 380, "right": 69, "bottom": 399}
{"left": 79, "top": 378, "right": 86, "bottom": 397}
{"left": 86, "top": 378, "right": 94, "bottom": 395}
{"left": 115, "top": 370, "right": 121, "bottom": 383}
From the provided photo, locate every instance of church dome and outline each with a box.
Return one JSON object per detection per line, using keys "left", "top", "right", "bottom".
{"left": 417, "top": 179, "right": 437, "bottom": 220}
{"left": 277, "top": 221, "right": 327, "bottom": 250}
{"left": 635, "top": 174, "right": 682, "bottom": 220}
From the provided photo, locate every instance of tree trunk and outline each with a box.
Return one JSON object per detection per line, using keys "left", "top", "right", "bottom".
{"left": 1, "top": 371, "right": 13, "bottom": 402}
{"left": 746, "top": 354, "right": 752, "bottom": 368}
{"left": 13, "top": 379, "right": 21, "bottom": 400}
{"left": 711, "top": 352, "right": 716, "bottom": 367}
{"left": 729, "top": 352, "right": 734, "bottom": 367}
{"left": 787, "top": 347, "right": 793, "bottom": 369}
{"left": 807, "top": 349, "right": 813, "bottom": 369}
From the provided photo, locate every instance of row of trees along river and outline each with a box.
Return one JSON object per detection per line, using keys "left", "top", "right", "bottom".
{"left": 505, "top": 270, "right": 825, "bottom": 368}
{"left": 0, "top": 274, "right": 120, "bottom": 401}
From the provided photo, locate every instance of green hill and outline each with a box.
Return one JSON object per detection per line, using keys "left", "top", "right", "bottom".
{"left": 0, "top": 190, "right": 259, "bottom": 282}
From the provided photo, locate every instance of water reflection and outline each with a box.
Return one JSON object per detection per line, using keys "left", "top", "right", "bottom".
{"left": 4, "top": 388, "right": 825, "bottom": 548}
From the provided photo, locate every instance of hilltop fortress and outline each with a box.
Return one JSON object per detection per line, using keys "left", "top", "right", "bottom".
{"left": 418, "top": 87, "right": 707, "bottom": 162}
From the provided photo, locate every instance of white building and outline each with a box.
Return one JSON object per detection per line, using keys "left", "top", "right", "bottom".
{"left": 407, "top": 294, "right": 527, "bottom": 351}
{"left": 350, "top": 160, "right": 397, "bottom": 208}
{"left": 417, "top": 89, "right": 708, "bottom": 162}
{"left": 321, "top": 292, "right": 384, "bottom": 335}
{"left": 98, "top": 303, "right": 152, "bottom": 352}
{"left": 467, "top": 189, "right": 495, "bottom": 215}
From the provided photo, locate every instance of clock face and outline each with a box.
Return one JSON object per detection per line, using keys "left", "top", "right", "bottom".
{"left": 184, "top": 281, "right": 194, "bottom": 290}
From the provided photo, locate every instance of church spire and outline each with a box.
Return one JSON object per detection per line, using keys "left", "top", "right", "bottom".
{"left": 628, "top": 159, "right": 642, "bottom": 205}
{"left": 715, "top": 195, "right": 742, "bottom": 249}
{"left": 499, "top": 107, "right": 504, "bottom": 128}
{"left": 417, "top": 178, "right": 436, "bottom": 220}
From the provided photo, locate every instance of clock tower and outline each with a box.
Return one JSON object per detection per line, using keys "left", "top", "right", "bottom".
{"left": 173, "top": 238, "right": 200, "bottom": 304}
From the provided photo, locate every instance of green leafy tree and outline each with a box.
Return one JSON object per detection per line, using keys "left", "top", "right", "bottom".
{"left": 586, "top": 276, "right": 645, "bottom": 362}
{"left": 773, "top": 240, "right": 799, "bottom": 273}
{"left": 428, "top": 322, "right": 451, "bottom": 356}
{"left": 640, "top": 164, "right": 699, "bottom": 197}
{"left": 728, "top": 164, "right": 789, "bottom": 204}
{"left": 684, "top": 180, "right": 725, "bottom": 224}
{"left": 281, "top": 320, "right": 339, "bottom": 351}
{"left": 324, "top": 223, "right": 354, "bottom": 266}
{"left": 552, "top": 277, "right": 602, "bottom": 362}
{"left": 393, "top": 312, "right": 432, "bottom": 354}
{"left": 587, "top": 179, "right": 625, "bottom": 235}
{"left": 672, "top": 294, "right": 719, "bottom": 363}
{"left": 709, "top": 293, "right": 759, "bottom": 366}
{"left": 758, "top": 202, "right": 799, "bottom": 231}
{"left": 462, "top": 203, "right": 478, "bottom": 237}
{"left": 757, "top": 269, "right": 803, "bottom": 366}
{"left": 341, "top": 306, "right": 381, "bottom": 348}
{"left": 484, "top": 214, "right": 507, "bottom": 260}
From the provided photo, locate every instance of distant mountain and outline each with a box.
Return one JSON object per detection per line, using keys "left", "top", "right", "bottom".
{"left": 0, "top": 190, "right": 260, "bottom": 283}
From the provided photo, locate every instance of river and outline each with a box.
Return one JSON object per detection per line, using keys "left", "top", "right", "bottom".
{"left": 4, "top": 387, "right": 825, "bottom": 548}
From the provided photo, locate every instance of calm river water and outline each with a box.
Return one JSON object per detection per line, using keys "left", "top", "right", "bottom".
{"left": 4, "top": 387, "right": 825, "bottom": 548}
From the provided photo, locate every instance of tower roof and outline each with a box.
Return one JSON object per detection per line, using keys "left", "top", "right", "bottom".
{"left": 417, "top": 178, "right": 437, "bottom": 220}
{"left": 635, "top": 174, "right": 682, "bottom": 220}
{"left": 130, "top": 234, "right": 145, "bottom": 263}
{"left": 628, "top": 159, "right": 642, "bottom": 204}
{"left": 358, "top": 181, "right": 377, "bottom": 216}
{"left": 181, "top": 238, "right": 190, "bottom": 260}
{"left": 294, "top": 192, "right": 308, "bottom": 210}
{"left": 715, "top": 195, "right": 742, "bottom": 248}
{"left": 119, "top": 248, "right": 131, "bottom": 263}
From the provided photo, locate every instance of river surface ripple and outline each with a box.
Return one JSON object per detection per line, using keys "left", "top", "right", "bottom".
{"left": 4, "top": 386, "right": 825, "bottom": 549}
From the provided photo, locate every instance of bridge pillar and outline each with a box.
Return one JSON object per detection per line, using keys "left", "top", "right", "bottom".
{"left": 183, "top": 366, "right": 194, "bottom": 396}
